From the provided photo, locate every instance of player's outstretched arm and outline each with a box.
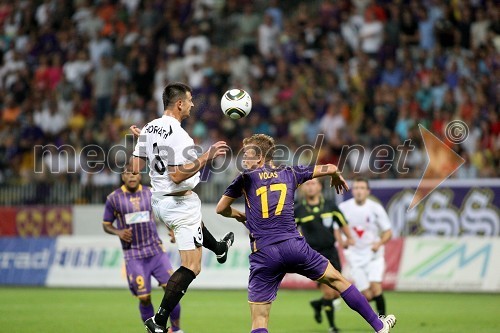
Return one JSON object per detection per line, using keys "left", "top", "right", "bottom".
{"left": 312, "top": 164, "right": 349, "bottom": 194}
{"left": 169, "top": 141, "right": 229, "bottom": 184}
{"left": 216, "top": 195, "right": 246, "bottom": 223}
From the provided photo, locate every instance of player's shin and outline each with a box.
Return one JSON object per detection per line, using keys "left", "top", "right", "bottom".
{"left": 340, "top": 284, "right": 384, "bottom": 331}
{"left": 139, "top": 302, "right": 155, "bottom": 322}
{"left": 155, "top": 266, "right": 196, "bottom": 327}
{"left": 201, "top": 224, "right": 225, "bottom": 255}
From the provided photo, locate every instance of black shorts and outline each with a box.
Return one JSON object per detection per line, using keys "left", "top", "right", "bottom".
{"left": 316, "top": 248, "right": 342, "bottom": 272}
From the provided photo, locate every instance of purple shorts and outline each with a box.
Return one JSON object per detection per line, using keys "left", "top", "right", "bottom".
{"left": 125, "top": 251, "right": 174, "bottom": 297}
{"left": 248, "top": 236, "right": 329, "bottom": 303}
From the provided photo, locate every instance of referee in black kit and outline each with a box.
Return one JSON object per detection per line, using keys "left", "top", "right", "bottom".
{"left": 295, "top": 178, "right": 355, "bottom": 333}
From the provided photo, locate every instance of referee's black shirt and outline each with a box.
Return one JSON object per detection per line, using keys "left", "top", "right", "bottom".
{"left": 295, "top": 197, "right": 348, "bottom": 251}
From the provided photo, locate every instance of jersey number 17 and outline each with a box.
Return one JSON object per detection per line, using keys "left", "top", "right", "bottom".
{"left": 256, "top": 183, "right": 287, "bottom": 218}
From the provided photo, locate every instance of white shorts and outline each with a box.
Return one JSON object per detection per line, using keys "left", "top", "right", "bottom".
{"left": 346, "top": 250, "right": 385, "bottom": 292}
{"left": 152, "top": 192, "right": 203, "bottom": 251}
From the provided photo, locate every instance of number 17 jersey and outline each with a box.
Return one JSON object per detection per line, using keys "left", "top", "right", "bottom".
{"left": 223, "top": 164, "right": 314, "bottom": 252}
{"left": 133, "top": 115, "right": 200, "bottom": 195}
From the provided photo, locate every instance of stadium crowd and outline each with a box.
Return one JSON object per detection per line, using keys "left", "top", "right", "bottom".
{"left": 0, "top": 0, "right": 498, "bottom": 201}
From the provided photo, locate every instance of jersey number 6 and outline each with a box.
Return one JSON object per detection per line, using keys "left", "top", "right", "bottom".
{"left": 153, "top": 142, "right": 166, "bottom": 175}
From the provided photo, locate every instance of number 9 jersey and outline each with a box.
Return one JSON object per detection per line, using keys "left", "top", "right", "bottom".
{"left": 223, "top": 164, "right": 314, "bottom": 252}
{"left": 133, "top": 115, "right": 200, "bottom": 195}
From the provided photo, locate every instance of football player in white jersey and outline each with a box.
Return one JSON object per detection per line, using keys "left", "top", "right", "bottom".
{"left": 339, "top": 178, "right": 392, "bottom": 317}
{"left": 130, "top": 82, "right": 230, "bottom": 333}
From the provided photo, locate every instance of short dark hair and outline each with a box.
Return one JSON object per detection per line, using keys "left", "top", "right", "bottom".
{"left": 162, "top": 82, "right": 192, "bottom": 109}
{"left": 353, "top": 177, "right": 370, "bottom": 189}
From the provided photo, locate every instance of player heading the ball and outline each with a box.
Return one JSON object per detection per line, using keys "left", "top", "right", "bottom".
{"left": 216, "top": 134, "right": 397, "bottom": 333}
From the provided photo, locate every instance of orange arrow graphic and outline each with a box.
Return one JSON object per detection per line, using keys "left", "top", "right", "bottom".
{"left": 408, "top": 125, "right": 465, "bottom": 210}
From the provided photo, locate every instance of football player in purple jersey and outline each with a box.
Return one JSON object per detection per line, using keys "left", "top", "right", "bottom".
{"left": 216, "top": 134, "right": 397, "bottom": 333}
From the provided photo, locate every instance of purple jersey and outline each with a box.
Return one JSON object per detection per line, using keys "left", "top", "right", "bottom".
{"left": 103, "top": 185, "right": 164, "bottom": 260}
{"left": 224, "top": 164, "right": 314, "bottom": 252}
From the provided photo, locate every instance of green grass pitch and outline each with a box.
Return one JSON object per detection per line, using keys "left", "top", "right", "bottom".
{"left": 1, "top": 288, "right": 499, "bottom": 333}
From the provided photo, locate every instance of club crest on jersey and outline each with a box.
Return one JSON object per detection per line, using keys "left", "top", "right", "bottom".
{"left": 129, "top": 197, "right": 141, "bottom": 211}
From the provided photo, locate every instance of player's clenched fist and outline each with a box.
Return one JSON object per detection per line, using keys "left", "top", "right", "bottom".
{"left": 130, "top": 125, "right": 141, "bottom": 138}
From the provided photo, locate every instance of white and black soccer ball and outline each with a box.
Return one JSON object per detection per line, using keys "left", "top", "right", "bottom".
{"left": 221, "top": 88, "right": 252, "bottom": 119}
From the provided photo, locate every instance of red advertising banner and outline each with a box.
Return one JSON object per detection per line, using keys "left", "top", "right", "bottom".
{"left": 280, "top": 239, "right": 404, "bottom": 291}
{"left": 0, "top": 207, "right": 17, "bottom": 236}
{"left": 0, "top": 206, "right": 73, "bottom": 237}
{"left": 382, "top": 238, "right": 404, "bottom": 290}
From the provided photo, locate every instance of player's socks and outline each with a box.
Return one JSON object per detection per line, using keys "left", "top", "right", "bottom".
{"left": 202, "top": 224, "right": 225, "bottom": 255}
{"left": 155, "top": 266, "right": 196, "bottom": 327}
{"left": 340, "top": 284, "right": 383, "bottom": 332}
{"left": 310, "top": 299, "right": 322, "bottom": 323}
{"left": 322, "top": 298, "right": 336, "bottom": 330}
{"left": 250, "top": 329, "right": 269, "bottom": 333}
{"left": 139, "top": 302, "right": 155, "bottom": 322}
{"left": 372, "top": 293, "right": 386, "bottom": 316}
{"left": 169, "top": 303, "right": 181, "bottom": 332}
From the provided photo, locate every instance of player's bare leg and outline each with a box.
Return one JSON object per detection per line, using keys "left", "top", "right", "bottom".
{"left": 178, "top": 247, "right": 203, "bottom": 275}
{"left": 362, "top": 288, "right": 374, "bottom": 301}
{"left": 317, "top": 263, "right": 396, "bottom": 332}
{"left": 250, "top": 302, "right": 272, "bottom": 333}
{"left": 145, "top": 248, "right": 201, "bottom": 333}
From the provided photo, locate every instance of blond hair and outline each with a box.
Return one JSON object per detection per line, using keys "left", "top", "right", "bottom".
{"left": 243, "top": 134, "right": 276, "bottom": 162}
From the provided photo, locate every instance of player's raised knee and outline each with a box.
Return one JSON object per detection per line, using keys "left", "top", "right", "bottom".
{"left": 138, "top": 295, "right": 152, "bottom": 306}
{"left": 184, "top": 264, "right": 201, "bottom": 276}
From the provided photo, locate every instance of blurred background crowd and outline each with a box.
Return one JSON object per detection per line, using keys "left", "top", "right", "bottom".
{"left": 0, "top": 0, "right": 498, "bottom": 203}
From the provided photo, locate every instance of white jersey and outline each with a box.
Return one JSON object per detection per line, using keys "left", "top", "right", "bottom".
{"left": 339, "top": 198, "right": 391, "bottom": 258}
{"left": 133, "top": 115, "right": 200, "bottom": 194}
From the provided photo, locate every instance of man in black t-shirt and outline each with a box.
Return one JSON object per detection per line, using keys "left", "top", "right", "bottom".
{"left": 295, "top": 178, "right": 355, "bottom": 333}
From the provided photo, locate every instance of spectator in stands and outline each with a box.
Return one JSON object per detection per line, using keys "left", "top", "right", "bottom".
{"left": 0, "top": 0, "right": 497, "bottom": 202}
{"left": 258, "top": 14, "right": 280, "bottom": 57}
{"left": 34, "top": 98, "right": 68, "bottom": 137}
{"left": 183, "top": 25, "right": 211, "bottom": 56}
{"left": 2, "top": 94, "right": 22, "bottom": 124}
{"left": 234, "top": 4, "right": 261, "bottom": 57}
{"left": 93, "top": 55, "right": 117, "bottom": 120}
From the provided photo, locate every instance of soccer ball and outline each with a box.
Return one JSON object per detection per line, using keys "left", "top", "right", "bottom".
{"left": 221, "top": 88, "right": 252, "bottom": 119}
